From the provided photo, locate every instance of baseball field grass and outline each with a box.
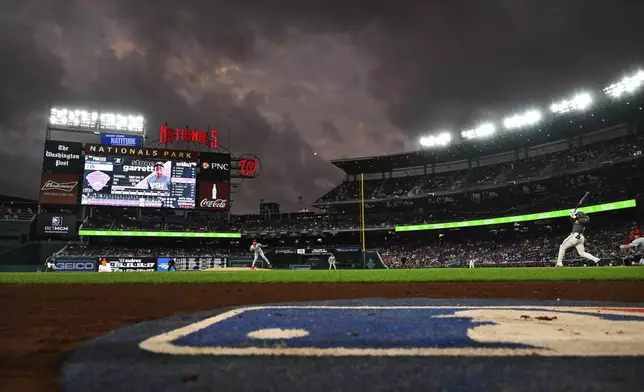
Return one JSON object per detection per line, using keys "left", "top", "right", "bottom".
{"left": 1, "top": 267, "right": 643, "bottom": 284}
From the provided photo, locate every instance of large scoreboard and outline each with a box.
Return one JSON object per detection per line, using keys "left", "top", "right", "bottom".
{"left": 80, "top": 144, "right": 206, "bottom": 209}
{"left": 40, "top": 122, "right": 259, "bottom": 214}
{"left": 82, "top": 155, "right": 197, "bottom": 209}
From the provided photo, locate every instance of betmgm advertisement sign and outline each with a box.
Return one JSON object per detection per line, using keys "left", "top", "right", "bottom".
{"left": 37, "top": 213, "right": 76, "bottom": 237}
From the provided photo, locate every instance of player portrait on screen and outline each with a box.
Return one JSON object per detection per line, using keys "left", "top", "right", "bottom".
{"left": 142, "top": 162, "right": 171, "bottom": 191}
{"left": 98, "top": 258, "right": 112, "bottom": 272}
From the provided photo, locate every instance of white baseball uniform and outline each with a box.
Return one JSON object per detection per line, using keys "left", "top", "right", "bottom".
{"left": 468, "top": 259, "right": 475, "bottom": 269}
{"left": 630, "top": 237, "right": 644, "bottom": 250}
{"left": 250, "top": 243, "right": 270, "bottom": 267}
{"left": 328, "top": 255, "right": 336, "bottom": 270}
{"left": 557, "top": 233, "right": 600, "bottom": 266}
{"left": 556, "top": 211, "right": 600, "bottom": 266}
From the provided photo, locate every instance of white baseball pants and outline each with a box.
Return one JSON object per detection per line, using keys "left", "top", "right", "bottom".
{"left": 252, "top": 252, "right": 270, "bottom": 267}
{"left": 557, "top": 233, "right": 600, "bottom": 264}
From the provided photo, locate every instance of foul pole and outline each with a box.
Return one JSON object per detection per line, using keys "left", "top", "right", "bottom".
{"left": 360, "top": 173, "right": 366, "bottom": 268}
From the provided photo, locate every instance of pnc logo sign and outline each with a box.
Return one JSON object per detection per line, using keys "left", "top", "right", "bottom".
{"left": 198, "top": 152, "right": 231, "bottom": 181}
{"left": 201, "top": 161, "right": 229, "bottom": 171}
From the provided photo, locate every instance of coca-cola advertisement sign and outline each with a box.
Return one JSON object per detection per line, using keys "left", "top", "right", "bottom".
{"left": 198, "top": 181, "right": 230, "bottom": 211}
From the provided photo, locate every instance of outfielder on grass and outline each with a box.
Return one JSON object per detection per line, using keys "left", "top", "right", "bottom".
{"left": 250, "top": 239, "right": 272, "bottom": 270}
{"left": 556, "top": 210, "right": 600, "bottom": 267}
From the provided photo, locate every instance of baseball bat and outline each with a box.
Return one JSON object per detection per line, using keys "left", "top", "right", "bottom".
{"left": 574, "top": 192, "right": 590, "bottom": 212}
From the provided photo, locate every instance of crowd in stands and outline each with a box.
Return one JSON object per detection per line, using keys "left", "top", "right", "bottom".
{"left": 58, "top": 243, "right": 230, "bottom": 258}
{"left": 55, "top": 224, "right": 640, "bottom": 267}
{"left": 317, "top": 134, "right": 644, "bottom": 203}
{"left": 380, "top": 229, "right": 630, "bottom": 268}
{"left": 80, "top": 210, "right": 241, "bottom": 233}
{"left": 59, "top": 244, "right": 155, "bottom": 257}
{"left": 75, "top": 179, "right": 640, "bottom": 235}
{"left": 0, "top": 205, "right": 35, "bottom": 221}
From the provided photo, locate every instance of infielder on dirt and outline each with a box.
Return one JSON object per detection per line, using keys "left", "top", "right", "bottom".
{"left": 556, "top": 210, "right": 600, "bottom": 267}
{"left": 250, "top": 239, "right": 272, "bottom": 270}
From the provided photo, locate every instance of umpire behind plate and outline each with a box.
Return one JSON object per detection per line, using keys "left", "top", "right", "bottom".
{"left": 555, "top": 210, "right": 601, "bottom": 267}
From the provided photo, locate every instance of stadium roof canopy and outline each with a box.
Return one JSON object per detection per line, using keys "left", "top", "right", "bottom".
{"left": 331, "top": 93, "right": 643, "bottom": 175}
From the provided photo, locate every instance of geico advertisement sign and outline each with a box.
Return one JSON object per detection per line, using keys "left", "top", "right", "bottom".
{"left": 55, "top": 260, "right": 96, "bottom": 272}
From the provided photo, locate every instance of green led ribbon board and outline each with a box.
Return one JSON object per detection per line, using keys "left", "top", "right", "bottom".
{"left": 394, "top": 199, "right": 637, "bottom": 233}
{"left": 77, "top": 230, "right": 242, "bottom": 238}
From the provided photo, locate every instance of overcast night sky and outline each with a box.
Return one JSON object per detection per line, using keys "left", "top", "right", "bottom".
{"left": 1, "top": 1, "right": 643, "bottom": 213}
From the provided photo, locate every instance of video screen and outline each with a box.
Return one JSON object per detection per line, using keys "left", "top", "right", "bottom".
{"left": 81, "top": 155, "right": 197, "bottom": 208}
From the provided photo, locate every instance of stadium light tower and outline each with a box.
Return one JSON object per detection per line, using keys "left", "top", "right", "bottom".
{"left": 48, "top": 107, "right": 146, "bottom": 134}
{"left": 503, "top": 109, "right": 542, "bottom": 130}
{"left": 461, "top": 123, "right": 496, "bottom": 140}
{"left": 419, "top": 132, "right": 451, "bottom": 148}
{"left": 604, "top": 70, "right": 644, "bottom": 99}
{"left": 550, "top": 92, "right": 593, "bottom": 115}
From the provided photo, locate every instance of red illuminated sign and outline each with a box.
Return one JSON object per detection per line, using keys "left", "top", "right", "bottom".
{"left": 240, "top": 158, "right": 258, "bottom": 176}
{"left": 160, "top": 125, "right": 218, "bottom": 149}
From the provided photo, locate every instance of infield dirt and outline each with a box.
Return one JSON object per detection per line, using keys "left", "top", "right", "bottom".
{"left": 2, "top": 281, "right": 644, "bottom": 392}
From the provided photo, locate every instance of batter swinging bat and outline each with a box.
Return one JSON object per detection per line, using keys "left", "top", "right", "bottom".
{"left": 574, "top": 192, "right": 590, "bottom": 212}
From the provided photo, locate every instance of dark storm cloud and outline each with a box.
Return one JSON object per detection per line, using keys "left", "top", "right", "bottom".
{"left": 363, "top": 1, "right": 644, "bottom": 131}
{"left": 1, "top": 0, "right": 643, "bottom": 211}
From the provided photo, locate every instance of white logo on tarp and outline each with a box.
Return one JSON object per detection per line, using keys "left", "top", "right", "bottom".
{"left": 139, "top": 306, "right": 644, "bottom": 357}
